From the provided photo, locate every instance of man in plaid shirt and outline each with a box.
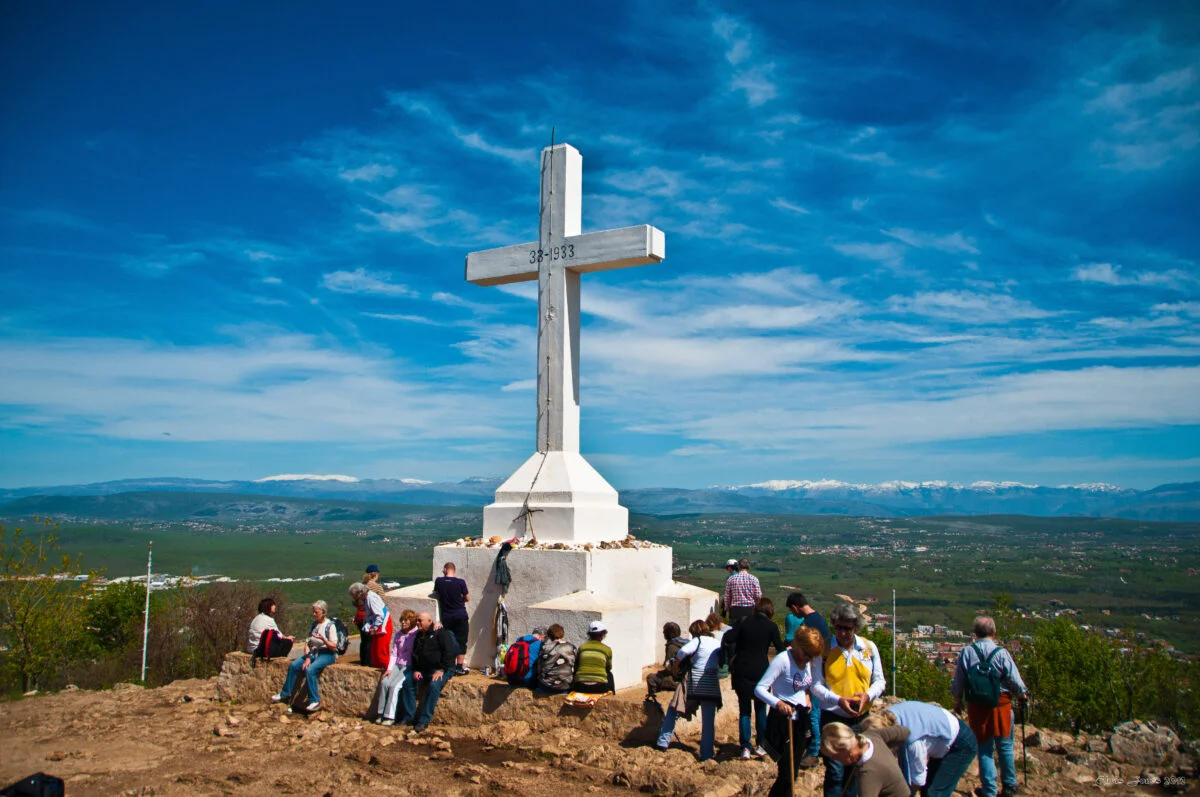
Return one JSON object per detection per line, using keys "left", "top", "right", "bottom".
{"left": 724, "top": 558, "right": 762, "bottom": 624}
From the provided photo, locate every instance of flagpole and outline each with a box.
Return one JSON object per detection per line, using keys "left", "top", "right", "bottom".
{"left": 891, "top": 588, "right": 896, "bottom": 698}
{"left": 141, "top": 541, "right": 152, "bottom": 682}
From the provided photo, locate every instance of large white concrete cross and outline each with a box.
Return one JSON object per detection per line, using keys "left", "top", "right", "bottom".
{"left": 466, "top": 143, "right": 665, "bottom": 454}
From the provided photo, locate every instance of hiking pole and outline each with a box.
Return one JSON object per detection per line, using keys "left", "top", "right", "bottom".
{"left": 1020, "top": 695, "right": 1028, "bottom": 787}
{"left": 788, "top": 714, "right": 795, "bottom": 796}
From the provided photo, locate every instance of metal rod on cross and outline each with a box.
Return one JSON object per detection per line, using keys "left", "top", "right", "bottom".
{"left": 141, "top": 541, "right": 152, "bottom": 682}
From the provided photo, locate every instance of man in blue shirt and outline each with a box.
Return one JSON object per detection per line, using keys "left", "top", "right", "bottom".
{"left": 785, "top": 591, "right": 831, "bottom": 767}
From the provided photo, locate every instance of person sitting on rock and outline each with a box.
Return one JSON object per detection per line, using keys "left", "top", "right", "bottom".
{"left": 375, "top": 609, "right": 418, "bottom": 726}
{"left": 571, "top": 620, "right": 615, "bottom": 694}
{"left": 505, "top": 626, "right": 545, "bottom": 688}
{"left": 248, "top": 597, "right": 293, "bottom": 660}
{"left": 535, "top": 624, "right": 576, "bottom": 694}
{"left": 645, "top": 622, "right": 688, "bottom": 701}
{"left": 409, "top": 611, "right": 457, "bottom": 732}
{"left": 271, "top": 600, "right": 339, "bottom": 713}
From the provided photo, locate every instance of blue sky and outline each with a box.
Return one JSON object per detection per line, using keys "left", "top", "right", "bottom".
{"left": 2, "top": 1, "right": 1198, "bottom": 490}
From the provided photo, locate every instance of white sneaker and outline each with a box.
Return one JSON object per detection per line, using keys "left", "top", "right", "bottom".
{"left": 270, "top": 693, "right": 284, "bottom": 703}
{"left": 754, "top": 746, "right": 768, "bottom": 758}
{"left": 305, "top": 701, "right": 321, "bottom": 712}
{"left": 381, "top": 718, "right": 395, "bottom": 726}
{"left": 739, "top": 748, "right": 753, "bottom": 761}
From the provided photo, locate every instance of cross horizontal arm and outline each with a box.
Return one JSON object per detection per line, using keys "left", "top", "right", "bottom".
{"left": 465, "top": 224, "right": 666, "bottom": 287}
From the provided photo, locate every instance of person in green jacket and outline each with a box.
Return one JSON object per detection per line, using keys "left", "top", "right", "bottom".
{"left": 571, "top": 620, "right": 615, "bottom": 694}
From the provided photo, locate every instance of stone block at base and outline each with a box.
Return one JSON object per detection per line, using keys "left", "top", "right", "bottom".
{"left": 216, "top": 651, "right": 742, "bottom": 747}
{"left": 383, "top": 543, "right": 718, "bottom": 690}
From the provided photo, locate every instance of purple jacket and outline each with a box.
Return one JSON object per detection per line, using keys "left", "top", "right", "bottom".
{"left": 386, "top": 626, "right": 417, "bottom": 672}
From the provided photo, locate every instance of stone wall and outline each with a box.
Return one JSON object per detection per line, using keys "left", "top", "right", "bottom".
{"left": 216, "top": 651, "right": 741, "bottom": 745}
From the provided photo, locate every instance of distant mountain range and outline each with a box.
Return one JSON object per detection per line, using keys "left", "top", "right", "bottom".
{"left": 2, "top": 475, "right": 1198, "bottom": 521}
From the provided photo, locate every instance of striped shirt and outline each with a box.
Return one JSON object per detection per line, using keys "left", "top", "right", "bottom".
{"left": 574, "top": 640, "right": 612, "bottom": 684}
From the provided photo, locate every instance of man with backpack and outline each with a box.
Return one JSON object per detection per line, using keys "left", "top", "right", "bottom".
{"left": 952, "top": 616, "right": 1028, "bottom": 797}
{"left": 504, "top": 627, "right": 545, "bottom": 688}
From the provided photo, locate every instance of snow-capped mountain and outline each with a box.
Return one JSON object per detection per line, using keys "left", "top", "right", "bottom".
{"left": 0, "top": 475, "right": 1196, "bottom": 521}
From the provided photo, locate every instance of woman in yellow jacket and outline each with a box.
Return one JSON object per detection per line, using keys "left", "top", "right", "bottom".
{"left": 810, "top": 603, "right": 887, "bottom": 797}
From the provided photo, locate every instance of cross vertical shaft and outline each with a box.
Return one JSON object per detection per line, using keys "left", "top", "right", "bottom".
{"left": 537, "top": 144, "right": 582, "bottom": 453}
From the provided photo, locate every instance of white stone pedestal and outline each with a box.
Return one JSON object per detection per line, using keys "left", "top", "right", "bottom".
{"left": 482, "top": 451, "right": 629, "bottom": 545}
{"left": 385, "top": 542, "right": 716, "bottom": 690}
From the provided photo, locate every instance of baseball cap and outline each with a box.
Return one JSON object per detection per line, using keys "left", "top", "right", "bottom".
{"left": 365, "top": 564, "right": 380, "bottom": 573}
{"left": 589, "top": 620, "right": 607, "bottom": 633}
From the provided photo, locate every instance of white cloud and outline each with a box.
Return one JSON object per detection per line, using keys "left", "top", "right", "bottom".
{"left": 0, "top": 334, "right": 517, "bottom": 443}
{"left": 831, "top": 241, "right": 904, "bottom": 266}
{"left": 338, "top": 163, "right": 397, "bottom": 183}
{"left": 452, "top": 130, "right": 536, "bottom": 165}
{"left": 851, "top": 197, "right": 869, "bottom": 211}
{"left": 245, "top": 249, "right": 279, "bottom": 261}
{"left": 1073, "top": 262, "right": 1194, "bottom": 290}
{"left": 500, "top": 379, "right": 536, "bottom": 392}
{"left": 770, "top": 198, "right": 810, "bottom": 215}
{"left": 261, "top": 276, "right": 283, "bottom": 285}
{"left": 322, "top": 268, "right": 417, "bottom": 298}
{"left": 363, "top": 313, "right": 440, "bottom": 325}
{"left": 881, "top": 228, "right": 980, "bottom": 255}
{"left": 1154, "top": 301, "right": 1200, "bottom": 317}
{"left": 887, "top": 291, "right": 1053, "bottom": 323}
{"left": 712, "top": 15, "right": 777, "bottom": 107}
{"left": 604, "top": 167, "right": 693, "bottom": 198}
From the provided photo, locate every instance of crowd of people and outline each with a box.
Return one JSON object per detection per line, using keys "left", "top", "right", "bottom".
{"left": 246, "top": 559, "right": 1028, "bottom": 797}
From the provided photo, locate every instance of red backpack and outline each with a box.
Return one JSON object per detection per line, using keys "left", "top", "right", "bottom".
{"left": 503, "top": 638, "right": 534, "bottom": 680}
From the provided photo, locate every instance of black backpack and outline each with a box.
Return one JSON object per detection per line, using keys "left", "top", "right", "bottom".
{"left": 964, "top": 643, "right": 1003, "bottom": 707}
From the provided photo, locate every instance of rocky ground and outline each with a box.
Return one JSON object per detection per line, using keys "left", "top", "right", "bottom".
{"left": 1, "top": 675, "right": 1197, "bottom": 797}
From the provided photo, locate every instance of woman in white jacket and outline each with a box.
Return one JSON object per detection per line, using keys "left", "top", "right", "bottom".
{"left": 755, "top": 626, "right": 825, "bottom": 797}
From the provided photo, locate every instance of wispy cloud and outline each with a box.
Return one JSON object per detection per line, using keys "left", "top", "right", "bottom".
{"left": 712, "top": 14, "right": 777, "bottom": 107}
{"left": 887, "top": 291, "right": 1054, "bottom": 323}
{"left": 881, "top": 228, "right": 979, "bottom": 255}
{"left": 322, "top": 268, "right": 417, "bottom": 297}
{"left": 339, "top": 163, "right": 397, "bottom": 182}
{"left": 1073, "top": 262, "right": 1195, "bottom": 290}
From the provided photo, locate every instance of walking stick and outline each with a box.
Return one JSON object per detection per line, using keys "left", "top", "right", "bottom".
{"left": 1020, "top": 696, "right": 1028, "bottom": 787}
{"left": 788, "top": 715, "right": 795, "bottom": 795}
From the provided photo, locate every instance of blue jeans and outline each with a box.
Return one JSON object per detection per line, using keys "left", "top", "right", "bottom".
{"left": 413, "top": 669, "right": 452, "bottom": 727}
{"left": 658, "top": 700, "right": 718, "bottom": 761}
{"left": 924, "top": 718, "right": 978, "bottom": 797}
{"left": 807, "top": 703, "right": 822, "bottom": 757}
{"left": 281, "top": 651, "right": 336, "bottom": 704}
{"left": 736, "top": 685, "right": 768, "bottom": 751}
{"left": 977, "top": 711, "right": 1016, "bottom": 796}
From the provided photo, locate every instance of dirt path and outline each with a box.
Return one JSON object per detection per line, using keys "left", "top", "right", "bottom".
{"left": 0, "top": 679, "right": 652, "bottom": 797}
